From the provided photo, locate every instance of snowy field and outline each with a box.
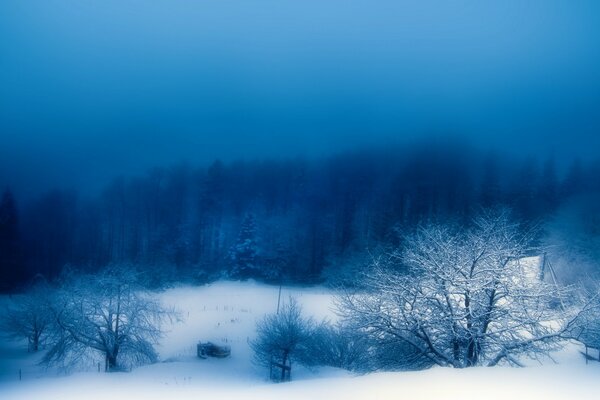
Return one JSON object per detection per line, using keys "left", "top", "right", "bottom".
{"left": 1, "top": 281, "right": 599, "bottom": 400}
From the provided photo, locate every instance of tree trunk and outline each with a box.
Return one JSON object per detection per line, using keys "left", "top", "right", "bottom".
{"left": 32, "top": 333, "right": 39, "bottom": 352}
{"left": 106, "top": 350, "right": 119, "bottom": 372}
{"left": 466, "top": 339, "right": 480, "bottom": 367}
{"left": 452, "top": 340, "right": 459, "bottom": 365}
{"left": 281, "top": 351, "right": 289, "bottom": 382}
{"left": 464, "top": 292, "right": 476, "bottom": 367}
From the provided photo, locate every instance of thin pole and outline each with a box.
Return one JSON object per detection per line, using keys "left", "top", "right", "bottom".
{"left": 270, "top": 282, "right": 283, "bottom": 381}
{"left": 277, "top": 284, "right": 282, "bottom": 314}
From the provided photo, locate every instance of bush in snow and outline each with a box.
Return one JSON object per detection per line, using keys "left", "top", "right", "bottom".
{"left": 298, "top": 320, "right": 370, "bottom": 372}
{"left": 251, "top": 297, "right": 313, "bottom": 382}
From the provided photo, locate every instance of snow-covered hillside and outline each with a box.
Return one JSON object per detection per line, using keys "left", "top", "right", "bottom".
{"left": 1, "top": 281, "right": 598, "bottom": 400}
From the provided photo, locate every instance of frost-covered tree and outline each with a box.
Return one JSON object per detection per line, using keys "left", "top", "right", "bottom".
{"left": 339, "top": 210, "right": 577, "bottom": 368}
{"left": 45, "top": 266, "right": 174, "bottom": 371}
{"left": 229, "top": 213, "right": 261, "bottom": 279}
{"left": 1, "top": 282, "right": 53, "bottom": 352}
{"left": 251, "top": 297, "right": 313, "bottom": 382}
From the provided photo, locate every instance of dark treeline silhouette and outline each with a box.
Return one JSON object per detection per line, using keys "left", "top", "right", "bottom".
{"left": 2, "top": 141, "right": 600, "bottom": 291}
{"left": 0, "top": 190, "right": 25, "bottom": 291}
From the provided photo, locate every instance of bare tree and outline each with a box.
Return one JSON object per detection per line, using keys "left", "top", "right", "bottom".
{"left": 338, "top": 210, "right": 578, "bottom": 369}
{"left": 251, "top": 297, "right": 313, "bottom": 382}
{"left": 2, "top": 282, "right": 53, "bottom": 352}
{"left": 44, "top": 266, "right": 174, "bottom": 371}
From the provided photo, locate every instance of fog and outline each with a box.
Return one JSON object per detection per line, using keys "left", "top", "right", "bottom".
{"left": 1, "top": 1, "right": 600, "bottom": 198}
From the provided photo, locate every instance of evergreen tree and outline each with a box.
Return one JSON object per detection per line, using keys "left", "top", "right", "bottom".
{"left": 0, "top": 189, "right": 24, "bottom": 291}
{"left": 509, "top": 158, "right": 540, "bottom": 221}
{"left": 538, "top": 157, "right": 559, "bottom": 214}
{"left": 229, "top": 213, "right": 261, "bottom": 279}
{"left": 479, "top": 152, "right": 502, "bottom": 208}
{"left": 562, "top": 158, "right": 585, "bottom": 198}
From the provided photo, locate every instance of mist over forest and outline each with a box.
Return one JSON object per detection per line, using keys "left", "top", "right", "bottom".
{"left": 2, "top": 140, "right": 599, "bottom": 292}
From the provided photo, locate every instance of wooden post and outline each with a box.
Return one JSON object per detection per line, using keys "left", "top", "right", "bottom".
{"left": 19, "top": 369, "right": 21, "bottom": 381}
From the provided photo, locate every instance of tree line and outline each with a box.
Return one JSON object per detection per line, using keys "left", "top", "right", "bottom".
{"left": 3, "top": 211, "right": 600, "bottom": 376}
{"left": 2, "top": 142, "right": 600, "bottom": 291}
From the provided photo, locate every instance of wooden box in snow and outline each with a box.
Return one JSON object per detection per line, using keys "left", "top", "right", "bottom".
{"left": 197, "top": 341, "right": 231, "bottom": 359}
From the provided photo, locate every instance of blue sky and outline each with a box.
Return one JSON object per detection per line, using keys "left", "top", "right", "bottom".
{"left": 1, "top": 1, "right": 599, "bottom": 196}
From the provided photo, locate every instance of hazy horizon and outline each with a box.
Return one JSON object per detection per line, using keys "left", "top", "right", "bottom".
{"left": 2, "top": 1, "right": 599, "bottom": 198}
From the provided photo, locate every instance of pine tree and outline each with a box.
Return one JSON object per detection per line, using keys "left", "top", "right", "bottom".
{"left": 562, "top": 158, "right": 585, "bottom": 198}
{"left": 0, "top": 189, "right": 24, "bottom": 291}
{"left": 229, "top": 214, "right": 261, "bottom": 279}
{"left": 509, "top": 158, "right": 541, "bottom": 221}
{"left": 479, "top": 152, "right": 502, "bottom": 208}
{"left": 538, "top": 157, "right": 559, "bottom": 214}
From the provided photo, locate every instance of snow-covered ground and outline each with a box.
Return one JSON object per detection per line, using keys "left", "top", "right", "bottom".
{"left": 1, "top": 281, "right": 599, "bottom": 400}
